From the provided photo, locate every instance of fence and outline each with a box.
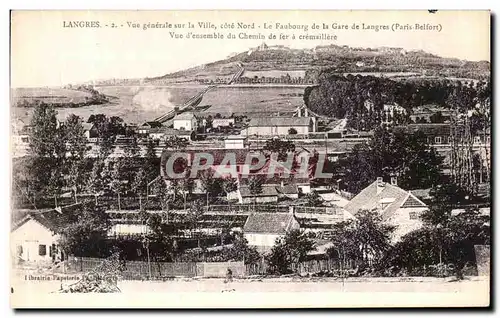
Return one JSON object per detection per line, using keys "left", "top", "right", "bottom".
{"left": 246, "top": 258, "right": 356, "bottom": 276}
{"left": 66, "top": 257, "right": 245, "bottom": 279}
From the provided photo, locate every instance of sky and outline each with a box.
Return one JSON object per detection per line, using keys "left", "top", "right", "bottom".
{"left": 10, "top": 10, "right": 490, "bottom": 88}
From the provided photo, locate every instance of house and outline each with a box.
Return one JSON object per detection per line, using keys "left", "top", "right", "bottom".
{"left": 224, "top": 135, "right": 247, "bottom": 149}
{"left": 213, "top": 117, "right": 235, "bottom": 129}
{"left": 343, "top": 177, "right": 429, "bottom": 242}
{"left": 409, "top": 105, "right": 452, "bottom": 123}
{"left": 82, "top": 123, "right": 99, "bottom": 140}
{"left": 238, "top": 185, "right": 279, "bottom": 204}
{"left": 394, "top": 123, "right": 491, "bottom": 146}
{"left": 138, "top": 121, "right": 163, "bottom": 135}
{"left": 245, "top": 117, "right": 317, "bottom": 136}
{"left": 243, "top": 212, "right": 300, "bottom": 252}
{"left": 11, "top": 211, "right": 65, "bottom": 264}
{"left": 173, "top": 112, "right": 198, "bottom": 131}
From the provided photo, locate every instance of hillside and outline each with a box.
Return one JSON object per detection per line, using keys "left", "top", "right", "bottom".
{"left": 146, "top": 44, "right": 490, "bottom": 83}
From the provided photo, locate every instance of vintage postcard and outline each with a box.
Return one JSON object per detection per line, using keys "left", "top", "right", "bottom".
{"left": 10, "top": 10, "right": 491, "bottom": 308}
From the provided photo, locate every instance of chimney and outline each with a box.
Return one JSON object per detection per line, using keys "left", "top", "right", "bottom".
{"left": 390, "top": 176, "right": 398, "bottom": 186}
{"left": 376, "top": 177, "right": 385, "bottom": 194}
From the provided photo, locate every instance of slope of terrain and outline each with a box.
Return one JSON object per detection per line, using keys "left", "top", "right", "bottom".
{"left": 146, "top": 44, "right": 490, "bottom": 83}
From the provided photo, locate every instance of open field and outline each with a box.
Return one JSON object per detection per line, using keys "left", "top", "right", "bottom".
{"left": 12, "top": 85, "right": 304, "bottom": 124}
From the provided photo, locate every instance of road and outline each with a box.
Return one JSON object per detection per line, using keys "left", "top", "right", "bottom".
{"left": 11, "top": 275, "right": 490, "bottom": 308}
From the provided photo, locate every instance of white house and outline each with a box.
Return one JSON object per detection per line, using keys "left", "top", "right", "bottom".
{"left": 243, "top": 213, "right": 301, "bottom": 252}
{"left": 238, "top": 185, "right": 279, "bottom": 204}
{"left": 343, "top": 177, "right": 429, "bottom": 242}
{"left": 11, "top": 213, "right": 63, "bottom": 264}
{"left": 245, "top": 117, "right": 316, "bottom": 136}
{"left": 173, "top": 112, "right": 198, "bottom": 131}
{"left": 224, "top": 135, "right": 247, "bottom": 149}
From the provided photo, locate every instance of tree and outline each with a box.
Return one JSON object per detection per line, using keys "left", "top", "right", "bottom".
{"left": 58, "top": 202, "right": 111, "bottom": 258}
{"left": 288, "top": 128, "right": 298, "bottom": 135}
{"left": 85, "top": 159, "right": 109, "bottom": 204}
{"left": 131, "top": 168, "right": 148, "bottom": 209}
{"left": 187, "top": 199, "right": 205, "bottom": 248}
{"left": 27, "top": 103, "right": 66, "bottom": 198}
{"left": 340, "top": 127, "right": 443, "bottom": 194}
{"left": 143, "top": 139, "right": 159, "bottom": 180}
{"left": 305, "top": 190, "right": 323, "bottom": 207}
{"left": 199, "top": 169, "right": 223, "bottom": 207}
{"left": 383, "top": 208, "right": 489, "bottom": 279}
{"left": 64, "top": 114, "right": 88, "bottom": 159}
{"left": 66, "top": 158, "right": 88, "bottom": 203}
{"left": 266, "top": 229, "right": 315, "bottom": 274}
{"left": 247, "top": 175, "right": 264, "bottom": 208}
{"left": 222, "top": 178, "right": 238, "bottom": 205}
{"left": 108, "top": 160, "right": 126, "bottom": 210}
{"left": 164, "top": 136, "right": 188, "bottom": 150}
{"left": 328, "top": 210, "right": 395, "bottom": 272}
{"left": 225, "top": 233, "right": 261, "bottom": 265}
{"left": 263, "top": 138, "right": 296, "bottom": 161}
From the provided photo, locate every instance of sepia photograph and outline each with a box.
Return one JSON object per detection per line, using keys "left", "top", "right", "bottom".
{"left": 9, "top": 10, "right": 491, "bottom": 308}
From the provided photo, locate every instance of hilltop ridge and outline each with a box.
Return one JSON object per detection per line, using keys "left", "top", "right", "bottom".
{"left": 144, "top": 43, "right": 490, "bottom": 84}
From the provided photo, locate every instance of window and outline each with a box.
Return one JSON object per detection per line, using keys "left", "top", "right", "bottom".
{"left": 38, "top": 244, "right": 47, "bottom": 256}
{"left": 487, "top": 136, "right": 491, "bottom": 144}
{"left": 474, "top": 136, "right": 481, "bottom": 144}
{"left": 434, "top": 136, "right": 442, "bottom": 144}
{"left": 409, "top": 212, "right": 420, "bottom": 220}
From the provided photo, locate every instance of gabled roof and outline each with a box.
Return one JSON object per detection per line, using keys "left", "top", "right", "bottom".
{"left": 243, "top": 213, "right": 298, "bottom": 234}
{"left": 175, "top": 112, "right": 197, "bottom": 120}
{"left": 82, "top": 123, "right": 95, "bottom": 131}
{"left": 141, "top": 121, "right": 163, "bottom": 128}
{"left": 11, "top": 203, "right": 82, "bottom": 233}
{"left": 240, "top": 185, "right": 278, "bottom": 197}
{"left": 248, "top": 117, "right": 312, "bottom": 127}
{"left": 344, "top": 180, "right": 427, "bottom": 221}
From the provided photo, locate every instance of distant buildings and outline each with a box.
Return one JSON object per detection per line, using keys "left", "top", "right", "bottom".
{"left": 245, "top": 117, "right": 317, "bottom": 136}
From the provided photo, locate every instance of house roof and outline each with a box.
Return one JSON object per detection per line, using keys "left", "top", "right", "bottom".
{"left": 248, "top": 117, "right": 312, "bottom": 127}
{"left": 11, "top": 203, "right": 82, "bottom": 233}
{"left": 276, "top": 184, "right": 299, "bottom": 195}
{"left": 243, "top": 213, "right": 297, "bottom": 234}
{"left": 175, "top": 112, "right": 197, "bottom": 120}
{"left": 343, "top": 180, "right": 427, "bottom": 221}
{"left": 82, "top": 123, "right": 95, "bottom": 131}
{"left": 240, "top": 185, "right": 278, "bottom": 197}
{"left": 394, "top": 124, "right": 453, "bottom": 136}
{"left": 142, "top": 121, "right": 163, "bottom": 128}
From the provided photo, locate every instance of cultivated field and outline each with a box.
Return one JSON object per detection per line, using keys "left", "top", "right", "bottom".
{"left": 12, "top": 85, "right": 304, "bottom": 124}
